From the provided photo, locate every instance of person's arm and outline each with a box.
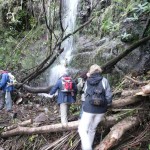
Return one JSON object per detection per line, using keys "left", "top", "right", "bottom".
{"left": 102, "top": 78, "right": 112, "bottom": 105}
{"left": 0, "top": 74, "right": 8, "bottom": 88}
{"left": 77, "top": 78, "right": 84, "bottom": 92}
{"left": 50, "top": 79, "right": 60, "bottom": 95}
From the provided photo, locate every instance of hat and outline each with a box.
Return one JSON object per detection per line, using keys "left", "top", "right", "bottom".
{"left": 58, "top": 67, "right": 69, "bottom": 77}
{"left": 79, "top": 70, "right": 88, "bottom": 80}
{"left": 88, "top": 64, "right": 102, "bottom": 75}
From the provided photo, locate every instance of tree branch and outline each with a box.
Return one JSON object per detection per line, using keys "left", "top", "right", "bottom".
{"left": 101, "top": 35, "right": 150, "bottom": 73}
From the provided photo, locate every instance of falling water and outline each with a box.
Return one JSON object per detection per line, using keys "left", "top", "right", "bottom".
{"left": 49, "top": 0, "right": 79, "bottom": 85}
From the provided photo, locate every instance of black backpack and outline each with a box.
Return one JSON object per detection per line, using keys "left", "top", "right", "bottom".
{"left": 89, "top": 80, "right": 106, "bottom": 106}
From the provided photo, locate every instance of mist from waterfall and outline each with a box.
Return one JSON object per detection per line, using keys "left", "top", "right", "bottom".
{"left": 49, "top": 0, "right": 79, "bottom": 86}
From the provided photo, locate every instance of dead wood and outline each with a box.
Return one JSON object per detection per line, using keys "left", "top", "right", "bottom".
{"left": 22, "top": 84, "right": 52, "bottom": 93}
{"left": 101, "top": 35, "right": 150, "bottom": 73}
{"left": 135, "top": 92, "right": 150, "bottom": 96}
{"left": 115, "top": 122, "right": 150, "bottom": 150}
{"left": 40, "top": 132, "right": 73, "bottom": 150}
{"left": 4, "top": 119, "right": 32, "bottom": 131}
{"left": 94, "top": 116, "right": 140, "bottom": 150}
{"left": 141, "top": 84, "right": 150, "bottom": 94}
{"left": 1, "top": 121, "right": 79, "bottom": 137}
{"left": 125, "top": 76, "right": 148, "bottom": 85}
{"left": 121, "top": 89, "right": 140, "bottom": 97}
{"left": 111, "top": 95, "right": 145, "bottom": 108}
{"left": 1, "top": 114, "right": 124, "bottom": 137}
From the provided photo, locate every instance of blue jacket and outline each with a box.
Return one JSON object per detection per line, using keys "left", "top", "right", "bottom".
{"left": 83, "top": 73, "right": 112, "bottom": 114}
{"left": 50, "top": 76, "right": 77, "bottom": 104}
{"left": 0, "top": 73, "right": 14, "bottom": 92}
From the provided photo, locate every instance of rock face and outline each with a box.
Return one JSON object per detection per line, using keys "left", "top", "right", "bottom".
{"left": 70, "top": 0, "right": 150, "bottom": 79}
{"left": 71, "top": 35, "right": 150, "bottom": 75}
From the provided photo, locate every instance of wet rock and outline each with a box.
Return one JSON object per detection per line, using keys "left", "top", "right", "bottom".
{"left": 34, "top": 112, "right": 48, "bottom": 123}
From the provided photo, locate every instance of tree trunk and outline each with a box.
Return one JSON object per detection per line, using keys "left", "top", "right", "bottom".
{"left": 1, "top": 121, "right": 79, "bottom": 137}
{"left": 112, "top": 95, "right": 145, "bottom": 108}
{"left": 22, "top": 84, "right": 52, "bottom": 93}
{"left": 94, "top": 116, "right": 140, "bottom": 150}
{"left": 1, "top": 114, "right": 125, "bottom": 137}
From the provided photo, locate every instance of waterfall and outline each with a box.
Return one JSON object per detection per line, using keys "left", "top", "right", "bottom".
{"left": 49, "top": 0, "right": 79, "bottom": 85}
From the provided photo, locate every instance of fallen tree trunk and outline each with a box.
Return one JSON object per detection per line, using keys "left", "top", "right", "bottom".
{"left": 112, "top": 95, "right": 146, "bottom": 108}
{"left": 1, "top": 113, "right": 125, "bottom": 137}
{"left": 22, "top": 84, "right": 52, "bottom": 93}
{"left": 120, "top": 89, "right": 140, "bottom": 97}
{"left": 1, "top": 121, "right": 79, "bottom": 137}
{"left": 94, "top": 116, "right": 140, "bottom": 150}
{"left": 4, "top": 119, "right": 32, "bottom": 131}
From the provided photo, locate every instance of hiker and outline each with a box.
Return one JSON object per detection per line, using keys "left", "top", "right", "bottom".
{"left": 78, "top": 64, "right": 112, "bottom": 150}
{"left": 77, "top": 70, "right": 88, "bottom": 119}
{"left": 49, "top": 69, "right": 77, "bottom": 125}
{"left": 0, "top": 70, "right": 15, "bottom": 112}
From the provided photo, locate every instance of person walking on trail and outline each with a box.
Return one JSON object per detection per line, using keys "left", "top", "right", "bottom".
{"left": 77, "top": 70, "right": 88, "bottom": 119}
{"left": 0, "top": 70, "right": 15, "bottom": 112}
{"left": 49, "top": 69, "right": 77, "bottom": 125}
{"left": 78, "top": 64, "right": 112, "bottom": 150}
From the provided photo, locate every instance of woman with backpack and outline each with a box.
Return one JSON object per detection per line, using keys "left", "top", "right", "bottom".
{"left": 49, "top": 69, "right": 77, "bottom": 125}
{"left": 78, "top": 64, "right": 112, "bottom": 150}
{"left": 76, "top": 70, "right": 88, "bottom": 119}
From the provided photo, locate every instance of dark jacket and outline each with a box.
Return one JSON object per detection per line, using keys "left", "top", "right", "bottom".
{"left": 83, "top": 73, "right": 112, "bottom": 114}
{"left": 50, "top": 75, "right": 77, "bottom": 104}
{"left": 0, "top": 73, "right": 14, "bottom": 92}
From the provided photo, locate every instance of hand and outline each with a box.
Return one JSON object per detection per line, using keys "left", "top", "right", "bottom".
{"left": 107, "top": 103, "right": 112, "bottom": 108}
{"left": 49, "top": 94, "right": 54, "bottom": 98}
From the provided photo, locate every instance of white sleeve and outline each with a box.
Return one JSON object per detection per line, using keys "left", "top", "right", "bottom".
{"left": 102, "top": 78, "right": 112, "bottom": 104}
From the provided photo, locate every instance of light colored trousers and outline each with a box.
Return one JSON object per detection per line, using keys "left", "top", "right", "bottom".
{"left": 5, "top": 91, "right": 12, "bottom": 111}
{"left": 60, "top": 103, "right": 68, "bottom": 125}
{"left": 78, "top": 111, "right": 104, "bottom": 150}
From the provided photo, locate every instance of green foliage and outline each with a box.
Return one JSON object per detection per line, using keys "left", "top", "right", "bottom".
{"left": 132, "top": 2, "right": 150, "bottom": 14}
{"left": 0, "top": 27, "right": 23, "bottom": 71}
{"left": 29, "top": 135, "right": 38, "bottom": 142}
{"left": 101, "top": 19, "right": 113, "bottom": 34}
{"left": 15, "top": 9, "right": 27, "bottom": 21}
{"left": 0, "top": 23, "right": 46, "bottom": 72}
{"left": 120, "top": 32, "right": 132, "bottom": 42}
{"left": 29, "top": 16, "right": 37, "bottom": 28}
{"left": 100, "top": 6, "right": 113, "bottom": 36}
{"left": 122, "top": 1, "right": 138, "bottom": 17}
{"left": 10, "top": 9, "right": 31, "bottom": 31}
{"left": 126, "top": 13, "right": 139, "bottom": 21}
{"left": 69, "top": 104, "right": 80, "bottom": 116}
{"left": 111, "top": 22, "right": 120, "bottom": 32}
{"left": 144, "top": 2, "right": 150, "bottom": 12}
